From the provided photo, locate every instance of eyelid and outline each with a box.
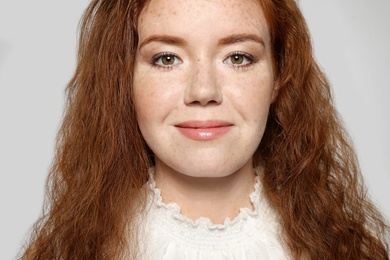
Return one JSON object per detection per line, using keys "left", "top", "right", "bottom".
{"left": 223, "top": 51, "right": 255, "bottom": 68}
{"left": 150, "top": 52, "right": 183, "bottom": 69}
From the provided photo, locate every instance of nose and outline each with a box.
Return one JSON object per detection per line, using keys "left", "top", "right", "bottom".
{"left": 184, "top": 61, "right": 222, "bottom": 106}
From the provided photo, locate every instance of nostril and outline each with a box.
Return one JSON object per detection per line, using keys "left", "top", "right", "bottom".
{"left": 184, "top": 81, "right": 223, "bottom": 106}
{"left": 187, "top": 99, "right": 221, "bottom": 107}
{"left": 184, "top": 89, "right": 223, "bottom": 106}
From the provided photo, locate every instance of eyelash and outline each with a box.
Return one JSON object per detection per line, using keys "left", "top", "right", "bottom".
{"left": 223, "top": 52, "right": 255, "bottom": 69}
{"left": 150, "top": 52, "right": 181, "bottom": 70}
{"left": 149, "top": 51, "right": 256, "bottom": 70}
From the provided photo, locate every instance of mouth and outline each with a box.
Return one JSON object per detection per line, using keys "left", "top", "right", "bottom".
{"left": 174, "top": 120, "right": 234, "bottom": 141}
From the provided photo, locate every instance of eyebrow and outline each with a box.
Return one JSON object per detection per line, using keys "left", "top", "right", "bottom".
{"left": 218, "top": 34, "right": 265, "bottom": 47}
{"left": 138, "top": 33, "right": 264, "bottom": 50}
{"left": 138, "top": 35, "right": 186, "bottom": 50}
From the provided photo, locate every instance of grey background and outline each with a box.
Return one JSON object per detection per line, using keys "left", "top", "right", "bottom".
{"left": 0, "top": 0, "right": 389, "bottom": 259}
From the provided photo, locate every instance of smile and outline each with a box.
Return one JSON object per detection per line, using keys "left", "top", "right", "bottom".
{"left": 175, "top": 120, "right": 234, "bottom": 141}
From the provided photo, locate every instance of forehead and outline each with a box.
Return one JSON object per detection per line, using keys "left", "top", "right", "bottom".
{"left": 138, "top": 0, "right": 269, "bottom": 44}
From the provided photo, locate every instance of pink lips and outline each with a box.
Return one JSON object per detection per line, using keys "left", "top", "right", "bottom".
{"left": 175, "top": 120, "right": 234, "bottom": 141}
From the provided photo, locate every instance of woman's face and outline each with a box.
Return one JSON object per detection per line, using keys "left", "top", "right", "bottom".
{"left": 134, "top": 0, "right": 276, "bottom": 178}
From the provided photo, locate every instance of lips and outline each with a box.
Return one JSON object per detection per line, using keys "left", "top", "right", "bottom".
{"left": 175, "top": 120, "right": 234, "bottom": 141}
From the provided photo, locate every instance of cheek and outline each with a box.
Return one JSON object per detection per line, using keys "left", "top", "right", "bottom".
{"left": 227, "top": 72, "right": 274, "bottom": 122}
{"left": 133, "top": 68, "right": 155, "bottom": 129}
{"left": 133, "top": 69, "right": 182, "bottom": 132}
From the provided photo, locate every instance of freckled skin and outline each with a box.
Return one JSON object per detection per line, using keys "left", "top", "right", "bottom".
{"left": 134, "top": 0, "right": 276, "bottom": 179}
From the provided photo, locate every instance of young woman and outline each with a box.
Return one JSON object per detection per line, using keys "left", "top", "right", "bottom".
{"left": 22, "top": 0, "right": 389, "bottom": 259}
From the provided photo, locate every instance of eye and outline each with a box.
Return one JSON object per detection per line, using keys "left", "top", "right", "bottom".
{"left": 224, "top": 52, "right": 255, "bottom": 67}
{"left": 161, "top": 55, "right": 175, "bottom": 65}
{"left": 151, "top": 52, "right": 182, "bottom": 68}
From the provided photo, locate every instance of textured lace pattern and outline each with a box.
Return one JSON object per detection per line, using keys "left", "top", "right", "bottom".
{"left": 138, "top": 170, "right": 290, "bottom": 259}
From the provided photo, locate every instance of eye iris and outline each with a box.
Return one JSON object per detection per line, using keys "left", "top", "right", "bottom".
{"left": 231, "top": 55, "right": 244, "bottom": 64}
{"left": 162, "top": 55, "right": 174, "bottom": 65}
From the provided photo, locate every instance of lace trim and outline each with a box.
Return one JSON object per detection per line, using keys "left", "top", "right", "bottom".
{"left": 147, "top": 168, "right": 263, "bottom": 230}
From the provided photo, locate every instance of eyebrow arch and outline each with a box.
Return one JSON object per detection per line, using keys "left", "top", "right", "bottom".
{"left": 138, "top": 35, "right": 186, "bottom": 50}
{"left": 218, "top": 34, "right": 265, "bottom": 47}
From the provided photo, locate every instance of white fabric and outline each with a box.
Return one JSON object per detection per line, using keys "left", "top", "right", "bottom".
{"left": 139, "top": 173, "right": 291, "bottom": 259}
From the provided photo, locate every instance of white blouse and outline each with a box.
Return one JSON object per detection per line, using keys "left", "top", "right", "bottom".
{"left": 139, "top": 173, "right": 291, "bottom": 259}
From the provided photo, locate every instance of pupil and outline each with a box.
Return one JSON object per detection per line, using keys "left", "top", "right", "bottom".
{"left": 163, "top": 56, "right": 173, "bottom": 65}
{"left": 232, "top": 55, "right": 243, "bottom": 64}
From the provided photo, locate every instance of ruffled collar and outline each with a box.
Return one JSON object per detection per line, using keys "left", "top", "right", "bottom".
{"left": 140, "top": 168, "right": 290, "bottom": 259}
{"left": 146, "top": 168, "right": 262, "bottom": 231}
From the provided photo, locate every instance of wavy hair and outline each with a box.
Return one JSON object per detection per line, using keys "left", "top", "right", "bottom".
{"left": 22, "top": 0, "right": 389, "bottom": 259}
{"left": 257, "top": 0, "right": 389, "bottom": 259}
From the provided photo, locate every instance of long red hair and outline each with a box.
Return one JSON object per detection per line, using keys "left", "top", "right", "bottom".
{"left": 21, "top": 0, "right": 389, "bottom": 259}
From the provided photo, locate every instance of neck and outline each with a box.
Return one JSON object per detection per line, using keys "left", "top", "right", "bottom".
{"left": 154, "top": 163, "right": 256, "bottom": 224}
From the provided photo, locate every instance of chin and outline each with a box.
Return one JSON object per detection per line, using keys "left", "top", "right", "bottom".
{"left": 171, "top": 160, "right": 249, "bottom": 179}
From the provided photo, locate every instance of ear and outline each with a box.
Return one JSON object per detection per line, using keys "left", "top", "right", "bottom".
{"left": 271, "top": 79, "right": 280, "bottom": 103}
